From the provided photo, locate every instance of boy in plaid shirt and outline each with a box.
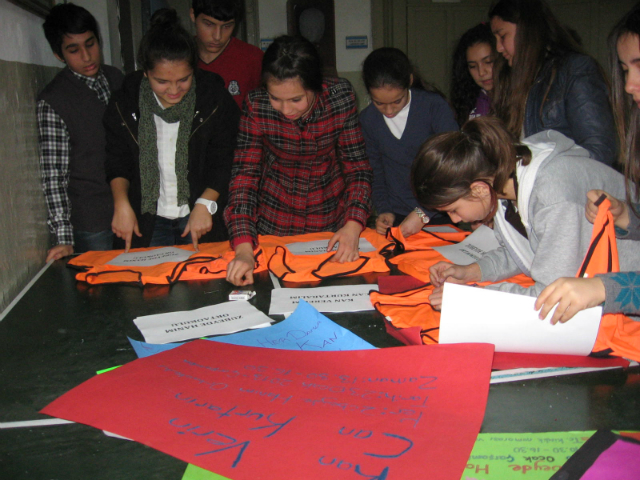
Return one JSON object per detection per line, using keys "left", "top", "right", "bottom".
{"left": 37, "top": 3, "right": 123, "bottom": 261}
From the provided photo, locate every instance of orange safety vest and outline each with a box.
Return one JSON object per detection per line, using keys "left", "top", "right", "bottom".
{"left": 371, "top": 226, "right": 534, "bottom": 344}
{"left": 261, "top": 228, "right": 391, "bottom": 283}
{"left": 580, "top": 197, "right": 640, "bottom": 361}
{"left": 69, "top": 242, "right": 267, "bottom": 286}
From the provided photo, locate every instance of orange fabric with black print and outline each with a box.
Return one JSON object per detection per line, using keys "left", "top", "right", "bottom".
{"left": 260, "top": 228, "right": 391, "bottom": 283}
{"left": 69, "top": 242, "right": 267, "bottom": 286}
{"left": 580, "top": 198, "right": 640, "bottom": 361}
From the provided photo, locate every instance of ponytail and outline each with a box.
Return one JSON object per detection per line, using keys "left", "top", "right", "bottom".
{"left": 138, "top": 8, "right": 198, "bottom": 72}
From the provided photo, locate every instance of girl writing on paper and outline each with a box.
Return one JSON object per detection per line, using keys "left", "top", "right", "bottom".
{"left": 105, "top": 8, "right": 239, "bottom": 251}
{"left": 224, "top": 35, "right": 373, "bottom": 286}
{"left": 451, "top": 23, "right": 496, "bottom": 125}
{"left": 489, "top": 0, "right": 617, "bottom": 166}
{"left": 359, "top": 47, "right": 458, "bottom": 237}
{"left": 410, "top": 116, "right": 640, "bottom": 309}
{"left": 535, "top": 4, "right": 640, "bottom": 324}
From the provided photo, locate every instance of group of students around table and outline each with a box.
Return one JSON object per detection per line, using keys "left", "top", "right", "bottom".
{"left": 37, "top": 0, "right": 640, "bottom": 334}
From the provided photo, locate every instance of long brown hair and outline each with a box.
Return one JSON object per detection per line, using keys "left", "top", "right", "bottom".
{"left": 609, "top": 3, "right": 640, "bottom": 212}
{"left": 489, "top": 0, "right": 584, "bottom": 138}
{"left": 411, "top": 117, "right": 531, "bottom": 219}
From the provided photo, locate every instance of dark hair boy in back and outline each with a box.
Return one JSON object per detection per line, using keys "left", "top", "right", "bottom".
{"left": 191, "top": 0, "right": 263, "bottom": 109}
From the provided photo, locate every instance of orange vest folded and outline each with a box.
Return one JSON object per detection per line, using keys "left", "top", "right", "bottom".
{"left": 371, "top": 226, "right": 534, "bottom": 345}
{"left": 580, "top": 197, "right": 640, "bottom": 361}
{"left": 69, "top": 242, "right": 267, "bottom": 286}
{"left": 260, "top": 229, "right": 392, "bottom": 283}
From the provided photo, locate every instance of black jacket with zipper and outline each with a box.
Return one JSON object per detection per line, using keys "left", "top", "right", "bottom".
{"left": 104, "top": 69, "right": 240, "bottom": 247}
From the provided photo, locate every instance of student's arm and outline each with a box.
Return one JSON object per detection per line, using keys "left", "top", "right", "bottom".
{"left": 564, "top": 56, "right": 617, "bottom": 166}
{"left": 535, "top": 277, "right": 606, "bottom": 324}
{"left": 110, "top": 177, "right": 140, "bottom": 252}
{"left": 183, "top": 187, "right": 219, "bottom": 250}
{"left": 226, "top": 242, "right": 255, "bottom": 286}
{"left": 188, "top": 85, "right": 241, "bottom": 248}
{"left": 332, "top": 84, "right": 373, "bottom": 261}
{"left": 360, "top": 109, "right": 393, "bottom": 234}
{"left": 223, "top": 97, "right": 264, "bottom": 282}
{"left": 483, "top": 201, "right": 593, "bottom": 297}
{"left": 37, "top": 100, "right": 75, "bottom": 261}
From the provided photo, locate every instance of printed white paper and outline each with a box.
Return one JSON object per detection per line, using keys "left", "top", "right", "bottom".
{"left": 134, "top": 300, "right": 273, "bottom": 344}
{"left": 432, "top": 225, "right": 500, "bottom": 265}
{"left": 439, "top": 283, "right": 602, "bottom": 355}
{"left": 107, "top": 247, "right": 194, "bottom": 267}
{"left": 423, "top": 225, "right": 459, "bottom": 233}
{"left": 269, "top": 284, "right": 378, "bottom": 315}
{"left": 285, "top": 238, "right": 376, "bottom": 255}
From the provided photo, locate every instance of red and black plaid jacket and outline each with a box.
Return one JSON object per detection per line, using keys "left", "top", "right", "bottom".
{"left": 224, "top": 77, "right": 373, "bottom": 249}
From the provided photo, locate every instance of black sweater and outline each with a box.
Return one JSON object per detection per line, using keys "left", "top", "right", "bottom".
{"left": 104, "top": 69, "right": 240, "bottom": 247}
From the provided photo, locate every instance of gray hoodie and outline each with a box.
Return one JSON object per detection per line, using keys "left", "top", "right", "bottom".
{"left": 477, "top": 130, "right": 640, "bottom": 297}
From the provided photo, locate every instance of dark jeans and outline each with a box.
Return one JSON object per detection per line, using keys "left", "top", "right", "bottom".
{"left": 73, "top": 229, "right": 114, "bottom": 253}
{"left": 149, "top": 215, "right": 192, "bottom": 247}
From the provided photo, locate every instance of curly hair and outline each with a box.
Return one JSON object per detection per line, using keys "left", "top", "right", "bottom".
{"left": 450, "top": 23, "right": 495, "bottom": 125}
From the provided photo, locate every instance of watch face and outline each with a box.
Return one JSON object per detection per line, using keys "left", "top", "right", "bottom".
{"left": 209, "top": 201, "right": 218, "bottom": 215}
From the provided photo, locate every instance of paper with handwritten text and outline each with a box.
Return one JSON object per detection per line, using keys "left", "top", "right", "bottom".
{"left": 41, "top": 341, "right": 494, "bottom": 480}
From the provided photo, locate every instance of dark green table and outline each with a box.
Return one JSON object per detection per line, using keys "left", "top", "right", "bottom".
{"left": 0, "top": 260, "right": 638, "bottom": 479}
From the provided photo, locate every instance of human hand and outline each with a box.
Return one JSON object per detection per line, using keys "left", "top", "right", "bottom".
{"left": 183, "top": 204, "right": 213, "bottom": 251}
{"left": 111, "top": 202, "right": 141, "bottom": 252}
{"left": 534, "top": 277, "right": 606, "bottom": 324}
{"left": 226, "top": 242, "right": 255, "bottom": 286}
{"left": 46, "top": 244, "right": 74, "bottom": 262}
{"left": 586, "top": 190, "right": 629, "bottom": 229}
{"left": 429, "top": 261, "right": 482, "bottom": 288}
{"left": 399, "top": 209, "right": 427, "bottom": 238}
{"left": 375, "top": 212, "right": 395, "bottom": 235}
{"left": 328, "top": 220, "right": 362, "bottom": 263}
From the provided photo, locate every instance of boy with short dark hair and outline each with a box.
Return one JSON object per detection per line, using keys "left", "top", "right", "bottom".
{"left": 191, "top": 0, "right": 263, "bottom": 109}
{"left": 37, "top": 3, "right": 123, "bottom": 261}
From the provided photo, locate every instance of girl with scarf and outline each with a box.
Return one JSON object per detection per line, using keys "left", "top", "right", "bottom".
{"left": 105, "top": 8, "right": 239, "bottom": 251}
{"left": 410, "top": 117, "right": 640, "bottom": 309}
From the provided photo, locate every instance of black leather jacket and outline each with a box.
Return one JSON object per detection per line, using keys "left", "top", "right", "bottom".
{"left": 524, "top": 53, "right": 616, "bottom": 167}
{"left": 104, "top": 69, "right": 240, "bottom": 247}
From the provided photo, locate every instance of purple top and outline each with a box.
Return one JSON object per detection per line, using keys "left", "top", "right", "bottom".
{"left": 469, "top": 89, "right": 490, "bottom": 120}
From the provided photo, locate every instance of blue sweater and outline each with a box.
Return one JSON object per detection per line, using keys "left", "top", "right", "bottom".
{"left": 359, "top": 88, "right": 458, "bottom": 217}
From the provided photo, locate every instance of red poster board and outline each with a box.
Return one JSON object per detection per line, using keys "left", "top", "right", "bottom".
{"left": 42, "top": 341, "right": 493, "bottom": 479}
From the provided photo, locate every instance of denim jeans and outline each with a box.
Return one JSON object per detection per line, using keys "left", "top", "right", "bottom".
{"left": 149, "top": 215, "right": 192, "bottom": 247}
{"left": 73, "top": 229, "right": 114, "bottom": 253}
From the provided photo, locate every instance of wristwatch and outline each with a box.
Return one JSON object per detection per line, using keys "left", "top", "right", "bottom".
{"left": 414, "top": 207, "right": 430, "bottom": 224}
{"left": 195, "top": 198, "right": 218, "bottom": 215}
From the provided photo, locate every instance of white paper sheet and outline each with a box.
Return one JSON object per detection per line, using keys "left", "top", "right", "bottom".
{"left": 490, "top": 365, "right": 623, "bottom": 384}
{"left": 439, "top": 283, "right": 602, "bottom": 355}
{"left": 107, "top": 247, "right": 194, "bottom": 266}
{"left": 432, "top": 225, "right": 500, "bottom": 265}
{"left": 269, "top": 284, "right": 378, "bottom": 315}
{"left": 285, "top": 238, "right": 376, "bottom": 255}
{"left": 134, "top": 300, "right": 273, "bottom": 344}
{"left": 422, "top": 225, "right": 459, "bottom": 233}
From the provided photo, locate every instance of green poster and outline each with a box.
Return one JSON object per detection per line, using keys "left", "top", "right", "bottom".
{"left": 182, "top": 463, "right": 230, "bottom": 480}
{"left": 461, "top": 431, "right": 594, "bottom": 479}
